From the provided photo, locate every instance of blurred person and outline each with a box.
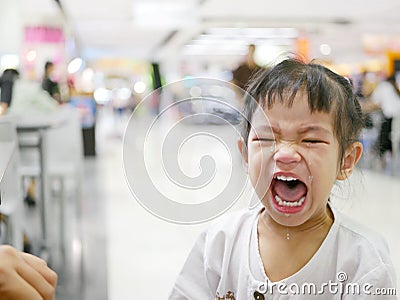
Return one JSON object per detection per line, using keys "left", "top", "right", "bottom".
{"left": 352, "top": 71, "right": 379, "bottom": 169}
{"left": 369, "top": 74, "right": 400, "bottom": 170}
{"left": 231, "top": 44, "right": 261, "bottom": 91}
{"left": 69, "top": 87, "right": 97, "bottom": 156}
{"left": 355, "top": 70, "right": 375, "bottom": 129}
{"left": 0, "top": 245, "right": 57, "bottom": 299}
{"left": 41, "top": 61, "right": 61, "bottom": 103}
{"left": 0, "top": 69, "right": 19, "bottom": 115}
{"left": 9, "top": 77, "right": 59, "bottom": 115}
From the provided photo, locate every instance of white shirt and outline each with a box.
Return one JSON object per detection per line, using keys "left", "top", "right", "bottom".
{"left": 370, "top": 81, "right": 400, "bottom": 119}
{"left": 169, "top": 205, "right": 397, "bottom": 299}
{"left": 8, "top": 79, "right": 58, "bottom": 115}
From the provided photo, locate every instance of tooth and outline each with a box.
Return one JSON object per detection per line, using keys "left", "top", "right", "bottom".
{"left": 275, "top": 195, "right": 306, "bottom": 207}
{"left": 276, "top": 175, "right": 297, "bottom": 181}
{"left": 275, "top": 195, "right": 283, "bottom": 205}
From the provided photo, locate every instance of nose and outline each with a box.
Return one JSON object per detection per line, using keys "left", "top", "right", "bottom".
{"left": 273, "top": 142, "right": 301, "bottom": 165}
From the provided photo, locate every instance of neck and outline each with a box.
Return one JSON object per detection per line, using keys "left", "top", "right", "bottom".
{"left": 259, "top": 204, "right": 334, "bottom": 240}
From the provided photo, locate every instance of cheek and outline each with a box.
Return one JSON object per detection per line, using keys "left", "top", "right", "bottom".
{"left": 306, "top": 143, "right": 340, "bottom": 170}
{"left": 308, "top": 151, "right": 340, "bottom": 197}
{"left": 247, "top": 150, "right": 262, "bottom": 180}
{"left": 247, "top": 148, "right": 275, "bottom": 195}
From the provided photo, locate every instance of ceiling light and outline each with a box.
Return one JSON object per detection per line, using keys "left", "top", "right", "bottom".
{"left": 82, "top": 68, "right": 94, "bottom": 81}
{"left": 26, "top": 50, "right": 37, "bottom": 62}
{"left": 133, "top": 1, "right": 198, "bottom": 28}
{"left": 94, "top": 87, "right": 111, "bottom": 104}
{"left": 320, "top": 44, "right": 331, "bottom": 56}
{"left": 68, "top": 57, "right": 84, "bottom": 74}
{"left": 207, "top": 27, "right": 298, "bottom": 39}
{"left": 184, "top": 27, "right": 298, "bottom": 56}
{"left": 134, "top": 81, "right": 146, "bottom": 94}
{"left": 254, "top": 44, "right": 289, "bottom": 66}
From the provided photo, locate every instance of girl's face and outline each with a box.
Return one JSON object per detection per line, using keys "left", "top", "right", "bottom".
{"left": 240, "top": 92, "right": 361, "bottom": 228}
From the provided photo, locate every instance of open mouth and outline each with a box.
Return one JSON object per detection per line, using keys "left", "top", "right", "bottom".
{"left": 271, "top": 174, "right": 308, "bottom": 209}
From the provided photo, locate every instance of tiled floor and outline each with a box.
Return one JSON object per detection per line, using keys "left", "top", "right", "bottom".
{"left": 58, "top": 106, "right": 400, "bottom": 299}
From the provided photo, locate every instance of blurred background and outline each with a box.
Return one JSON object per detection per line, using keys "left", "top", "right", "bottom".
{"left": 0, "top": 0, "right": 399, "bottom": 299}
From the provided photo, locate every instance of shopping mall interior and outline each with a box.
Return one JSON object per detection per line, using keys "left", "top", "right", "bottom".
{"left": 0, "top": 0, "right": 400, "bottom": 299}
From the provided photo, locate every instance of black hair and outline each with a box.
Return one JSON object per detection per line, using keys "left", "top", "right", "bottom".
{"left": 0, "top": 69, "right": 19, "bottom": 105}
{"left": 44, "top": 61, "right": 54, "bottom": 72}
{"left": 1, "top": 68, "right": 19, "bottom": 80}
{"left": 241, "top": 57, "right": 364, "bottom": 163}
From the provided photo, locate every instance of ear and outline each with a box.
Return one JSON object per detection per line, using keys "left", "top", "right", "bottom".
{"left": 337, "top": 142, "right": 363, "bottom": 180}
{"left": 237, "top": 137, "right": 248, "bottom": 171}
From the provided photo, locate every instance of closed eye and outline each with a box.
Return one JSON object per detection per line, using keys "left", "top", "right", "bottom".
{"left": 254, "top": 138, "right": 275, "bottom": 142}
{"left": 302, "top": 139, "right": 325, "bottom": 144}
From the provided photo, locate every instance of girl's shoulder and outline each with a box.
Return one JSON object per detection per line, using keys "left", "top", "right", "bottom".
{"left": 333, "top": 207, "right": 392, "bottom": 265}
{"left": 332, "top": 208, "right": 396, "bottom": 289}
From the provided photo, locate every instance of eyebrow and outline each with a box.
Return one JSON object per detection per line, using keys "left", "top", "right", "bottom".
{"left": 252, "top": 124, "right": 277, "bottom": 134}
{"left": 297, "top": 125, "right": 332, "bottom": 135}
{"left": 252, "top": 124, "right": 332, "bottom": 135}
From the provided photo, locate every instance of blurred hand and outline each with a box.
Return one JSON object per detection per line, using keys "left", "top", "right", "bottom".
{"left": 0, "top": 245, "right": 57, "bottom": 300}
